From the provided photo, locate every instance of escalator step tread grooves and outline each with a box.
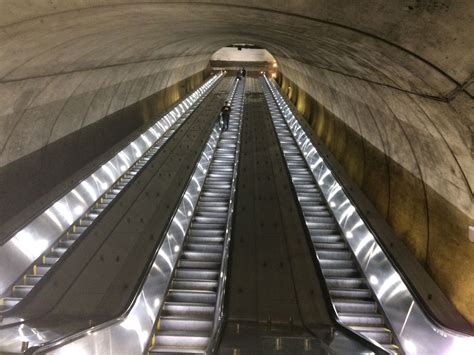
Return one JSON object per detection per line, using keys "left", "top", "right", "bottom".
{"left": 262, "top": 78, "right": 399, "bottom": 353}
{"left": 150, "top": 79, "right": 244, "bottom": 354}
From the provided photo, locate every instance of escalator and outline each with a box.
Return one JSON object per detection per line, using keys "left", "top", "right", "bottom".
{"left": 260, "top": 73, "right": 474, "bottom": 354}
{"left": 261, "top": 77, "right": 400, "bottom": 353}
{"left": 149, "top": 78, "right": 244, "bottom": 353}
{"left": 12, "top": 77, "right": 244, "bottom": 354}
{"left": 0, "top": 74, "right": 222, "bottom": 314}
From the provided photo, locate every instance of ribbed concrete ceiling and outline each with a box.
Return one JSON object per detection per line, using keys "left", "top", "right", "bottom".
{"left": 0, "top": 1, "right": 472, "bottom": 167}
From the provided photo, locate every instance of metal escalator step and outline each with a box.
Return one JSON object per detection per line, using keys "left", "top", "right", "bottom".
{"left": 319, "top": 259, "right": 354, "bottom": 269}
{"left": 329, "top": 288, "right": 372, "bottom": 300}
{"left": 334, "top": 299, "right": 378, "bottom": 313}
{"left": 159, "top": 316, "right": 213, "bottom": 332}
{"left": 73, "top": 225, "right": 87, "bottom": 233}
{"left": 50, "top": 247, "right": 68, "bottom": 256}
{"left": 350, "top": 326, "right": 393, "bottom": 344}
{"left": 326, "top": 277, "right": 367, "bottom": 289}
{"left": 162, "top": 302, "right": 214, "bottom": 318}
{"left": 195, "top": 210, "right": 228, "bottom": 219}
{"left": 292, "top": 177, "right": 314, "bottom": 184}
{"left": 178, "top": 259, "right": 221, "bottom": 269}
{"left": 305, "top": 216, "right": 334, "bottom": 224}
{"left": 195, "top": 205, "right": 228, "bottom": 213}
{"left": 184, "top": 243, "right": 223, "bottom": 253}
{"left": 192, "top": 216, "right": 227, "bottom": 224}
{"left": 189, "top": 229, "right": 225, "bottom": 237}
{"left": 316, "top": 249, "right": 352, "bottom": 260}
{"left": 198, "top": 196, "right": 230, "bottom": 203}
{"left": 310, "top": 228, "right": 340, "bottom": 236}
{"left": 208, "top": 166, "right": 232, "bottom": 172}
{"left": 314, "top": 242, "right": 347, "bottom": 250}
{"left": 151, "top": 332, "right": 209, "bottom": 352}
{"left": 43, "top": 256, "right": 60, "bottom": 265}
{"left": 202, "top": 183, "right": 231, "bottom": 190}
{"left": 304, "top": 205, "right": 329, "bottom": 212}
{"left": 23, "top": 275, "right": 41, "bottom": 285}
{"left": 295, "top": 185, "right": 320, "bottom": 191}
{"left": 297, "top": 195, "right": 325, "bottom": 202}
{"left": 338, "top": 313, "right": 385, "bottom": 326}
{"left": 200, "top": 191, "right": 230, "bottom": 198}
{"left": 57, "top": 240, "right": 75, "bottom": 248}
{"left": 308, "top": 222, "right": 338, "bottom": 230}
{"left": 12, "top": 285, "right": 33, "bottom": 297}
{"left": 35, "top": 265, "right": 51, "bottom": 276}
{"left": 322, "top": 268, "right": 359, "bottom": 278}
{"left": 66, "top": 233, "right": 81, "bottom": 241}
{"left": 175, "top": 269, "right": 219, "bottom": 280}
{"left": 0, "top": 297, "right": 22, "bottom": 307}
{"left": 187, "top": 236, "right": 224, "bottom": 245}
{"left": 207, "top": 174, "right": 232, "bottom": 180}
{"left": 172, "top": 279, "right": 218, "bottom": 291}
{"left": 167, "top": 290, "right": 216, "bottom": 304}
{"left": 311, "top": 235, "right": 343, "bottom": 243}
{"left": 79, "top": 219, "right": 93, "bottom": 227}
{"left": 305, "top": 211, "right": 332, "bottom": 218}
{"left": 87, "top": 212, "right": 100, "bottom": 219}
{"left": 190, "top": 223, "right": 226, "bottom": 231}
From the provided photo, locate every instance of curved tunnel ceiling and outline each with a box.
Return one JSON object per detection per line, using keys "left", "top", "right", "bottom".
{"left": 0, "top": 0, "right": 473, "bottom": 325}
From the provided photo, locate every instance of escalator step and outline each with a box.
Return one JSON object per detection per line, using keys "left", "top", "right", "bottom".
{"left": 338, "top": 313, "right": 384, "bottom": 326}
{"left": 350, "top": 326, "right": 393, "bottom": 344}
{"left": 326, "top": 277, "right": 367, "bottom": 288}
{"left": 175, "top": 268, "right": 219, "bottom": 280}
{"left": 334, "top": 299, "right": 378, "bottom": 313}
{"left": 150, "top": 331, "right": 209, "bottom": 352}
{"left": 322, "top": 268, "right": 359, "bottom": 278}
{"left": 159, "top": 316, "right": 213, "bottom": 332}
{"left": 184, "top": 243, "right": 223, "bottom": 253}
{"left": 172, "top": 279, "right": 218, "bottom": 292}
{"left": 329, "top": 288, "right": 372, "bottom": 300}
{"left": 12, "top": 285, "right": 33, "bottom": 297}
{"left": 162, "top": 302, "right": 214, "bottom": 318}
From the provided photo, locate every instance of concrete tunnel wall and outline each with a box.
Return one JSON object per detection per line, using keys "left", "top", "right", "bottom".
{"left": 0, "top": 1, "right": 472, "bottom": 326}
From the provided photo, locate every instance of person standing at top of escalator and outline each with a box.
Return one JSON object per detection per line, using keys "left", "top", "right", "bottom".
{"left": 241, "top": 67, "right": 246, "bottom": 78}
{"left": 220, "top": 100, "right": 231, "bottom": 131}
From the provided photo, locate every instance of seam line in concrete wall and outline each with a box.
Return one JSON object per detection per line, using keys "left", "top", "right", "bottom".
{"left": 409, "top": 95, "right": 474, "bottom": 197}
{"left": 0, "top": 54, "right": 213, "bottom": 84}
{"left": 374, "top": 88, "right": 432, "bottom": 267}
{"left": 280, "top": 56, "right": 457, "bottom": 102}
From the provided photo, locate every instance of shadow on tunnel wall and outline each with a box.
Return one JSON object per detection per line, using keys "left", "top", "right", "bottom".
{"left": 0, "top": 68, "right": 211, "bottom": 241}
{"left": 276, "top": 74, "right": 474, "bottom": 330}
